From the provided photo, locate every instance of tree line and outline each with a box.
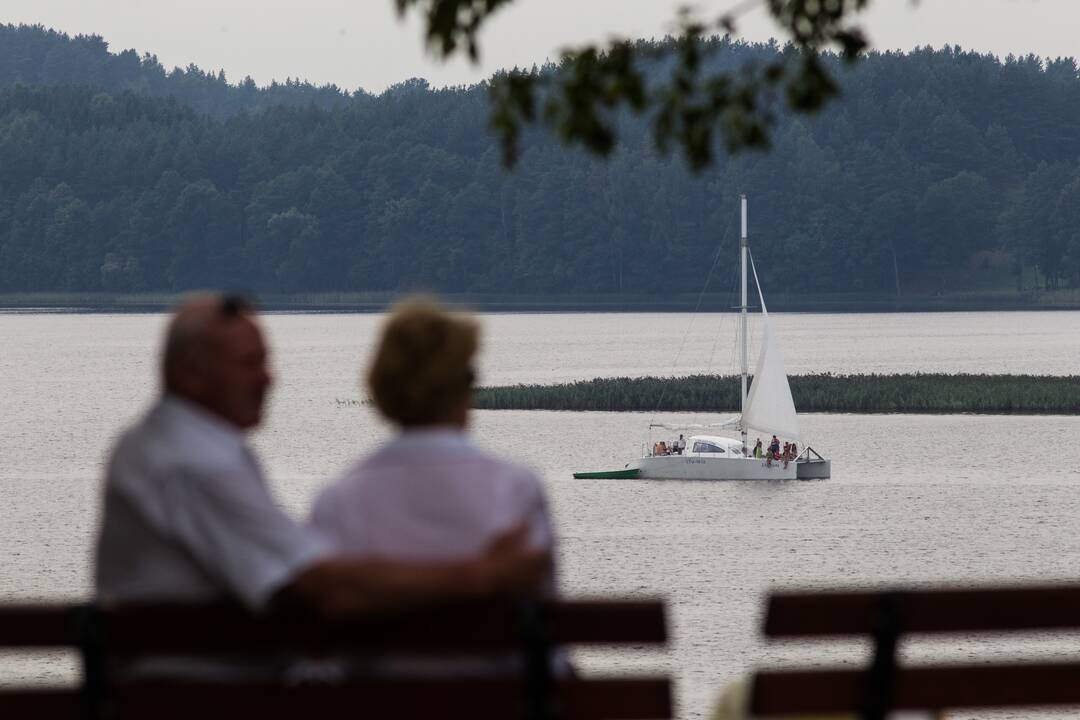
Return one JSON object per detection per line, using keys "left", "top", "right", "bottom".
{"left": 1, "top": 25, "right": 1080, "bottom": 295}
{"left": 0, "top": 24, "right": 355, "bottom": 118}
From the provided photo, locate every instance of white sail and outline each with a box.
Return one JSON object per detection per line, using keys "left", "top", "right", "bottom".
{"left": 741, "top": 256, "right": 800, "bottom": 441}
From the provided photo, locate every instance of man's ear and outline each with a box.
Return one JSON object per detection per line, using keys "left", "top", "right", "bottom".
{"left": 175, "top": 345, "right": 212, "bottom": 396}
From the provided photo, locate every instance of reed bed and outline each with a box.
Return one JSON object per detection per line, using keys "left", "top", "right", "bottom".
{"left": 473, "top": 374, "right": 1080, "bottom": 414}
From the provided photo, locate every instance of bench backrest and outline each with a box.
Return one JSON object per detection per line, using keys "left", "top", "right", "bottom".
{"left": 750, "top": 585, "right": 1080, "bottom": 719}
{"left": 0, "top": 598, "right": 671, "bottom": 720}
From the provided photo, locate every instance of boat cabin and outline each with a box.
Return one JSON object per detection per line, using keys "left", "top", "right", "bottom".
{"left": 649, "top": 434, "right": 747, "bottom": 458}
{"left": 686, "top": 435, "right": 746, "bottom": 457}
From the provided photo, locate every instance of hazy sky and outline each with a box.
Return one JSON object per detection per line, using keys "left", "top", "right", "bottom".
{"left": 3, "top": 1, "right": 1078, "bottom": 93}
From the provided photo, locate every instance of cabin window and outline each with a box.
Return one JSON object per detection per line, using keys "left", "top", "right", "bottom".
{"left": 692, "top": 442, "right": 724, "bottom": 454}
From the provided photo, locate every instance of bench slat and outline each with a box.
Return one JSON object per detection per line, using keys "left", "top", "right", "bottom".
{"left": 0, "top": 606, "right": 74, "bottom": 647}
{"left": 553, "top": 601, "right": 667, "bottom": 645}
{"left": 0, "top": 689, "right": 79, "bottom": 717}
{"left": 765, "top": 585, "right": 1080, "bottom": 637}
{"left": 108, "top": 678, "right": 672, "bottom": 720}
{"left": 0, "top": 680, "right": 671, "bottom": 720}
{"left": 0, "top": 600, "right": 666, "bottom": 652}
{"left": 751, "top": 663, "right": 1080, "bottom": 715}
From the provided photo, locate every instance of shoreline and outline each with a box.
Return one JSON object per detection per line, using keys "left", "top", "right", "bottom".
{"left": 5, "top": 290, "right": 1080, "bottom": 313}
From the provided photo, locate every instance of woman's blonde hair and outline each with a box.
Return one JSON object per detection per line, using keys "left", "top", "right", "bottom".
{"left": 367, "top": 297, "right": 479, "bottom": 426}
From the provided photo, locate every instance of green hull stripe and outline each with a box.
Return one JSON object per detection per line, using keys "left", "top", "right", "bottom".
{"left": 572, "top": 468, "right": 641, "bottom": 479}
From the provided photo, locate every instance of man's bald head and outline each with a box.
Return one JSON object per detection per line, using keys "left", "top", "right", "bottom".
{"left": 162, "top": 294, "right": 241, "bottom": 386}
{"left": 162, "top": 294, "right": 272, "bottom": 429}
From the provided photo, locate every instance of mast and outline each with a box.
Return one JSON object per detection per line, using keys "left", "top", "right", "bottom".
{"left": 740, "top": 194, "right": 748, "bottom": 454}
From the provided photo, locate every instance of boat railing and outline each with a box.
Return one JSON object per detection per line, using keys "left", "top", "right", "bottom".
{"left": 797, "top": 446, "right": 826, "bottom": 462}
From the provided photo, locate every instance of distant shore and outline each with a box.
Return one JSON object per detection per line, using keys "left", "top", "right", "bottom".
{"left": 5, "top": 290, "right": 1080, "bottom": 313}
{"left": 473, "top": 374, "right": 1080, "bottom": 415}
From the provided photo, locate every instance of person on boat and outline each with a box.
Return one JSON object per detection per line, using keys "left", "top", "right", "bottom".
{"left": 309, "top": 296, "right": 557, "bottom": 601}
{"left": 657, "top": 440, "right": 669, "bottom": 455}
{"left": 769, "top": 435, "right": 780, "bottom": 458}
{"left": 95, "top": 294, "right": 547, "bottom": 624}
{"left": 753, "top": 438, "right": 763, "bottom": 459}
{"left": 675, "top": 434, "right": 686, "bottom": 455}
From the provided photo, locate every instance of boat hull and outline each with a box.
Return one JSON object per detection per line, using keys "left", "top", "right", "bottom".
{"left": 636, "top": 454, "right": 797, "bottom": 480}
{"left": 796, "top": 458, "right": 831, "bottom": 479}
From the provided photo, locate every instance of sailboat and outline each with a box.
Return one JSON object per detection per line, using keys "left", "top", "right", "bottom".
{"left": 575, "top": 194, "right": 830, "bottom": 481}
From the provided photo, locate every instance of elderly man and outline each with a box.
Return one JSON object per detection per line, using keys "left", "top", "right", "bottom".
{"left": 95, "top": 294, "right": 544, "bottom": 614}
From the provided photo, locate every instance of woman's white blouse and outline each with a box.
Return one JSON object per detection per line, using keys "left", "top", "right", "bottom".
{"left": 309, "top": 428, "right": 553, "bottom": 563}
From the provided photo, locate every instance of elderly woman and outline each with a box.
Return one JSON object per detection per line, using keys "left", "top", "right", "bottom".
{"left": 310, "top": 297, "right": 554, "bottom": 590}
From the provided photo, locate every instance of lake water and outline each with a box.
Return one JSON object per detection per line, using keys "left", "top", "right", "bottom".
{"left": 3, "top": 310, "right": 1080, "bottom": 718}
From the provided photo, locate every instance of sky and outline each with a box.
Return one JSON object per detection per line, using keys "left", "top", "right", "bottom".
{"left": 2, "top": 1, "right": 1078, "bottom": 93}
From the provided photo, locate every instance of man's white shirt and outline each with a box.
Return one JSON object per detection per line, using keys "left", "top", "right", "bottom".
{"left": 95, "top": 395, "right": 330, "bottom": 610}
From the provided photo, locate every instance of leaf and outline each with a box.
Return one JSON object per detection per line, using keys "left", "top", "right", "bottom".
{"left": 400, "top": 0, "right": 874, "bottom": 170}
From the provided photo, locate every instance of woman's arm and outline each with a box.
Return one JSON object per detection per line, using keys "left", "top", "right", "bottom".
{"left": 273, "top": 523, "right": 551, "bottom": 615}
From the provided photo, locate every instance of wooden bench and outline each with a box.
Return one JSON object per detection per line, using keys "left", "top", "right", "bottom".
{"left": 0, "top": 598, "right": 671, "bottom": 720}
{"left": 750, "top": 584, "right": 1080, "bottom": 719}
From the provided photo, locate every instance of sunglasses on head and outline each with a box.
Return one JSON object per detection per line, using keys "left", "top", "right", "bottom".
{"left": 220, "top": 294, "right": 254, "bottom": 318}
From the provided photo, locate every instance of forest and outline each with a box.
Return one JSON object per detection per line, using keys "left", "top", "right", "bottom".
{"left": 2, "top": 24, "right": 1080, "bottom": 296}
